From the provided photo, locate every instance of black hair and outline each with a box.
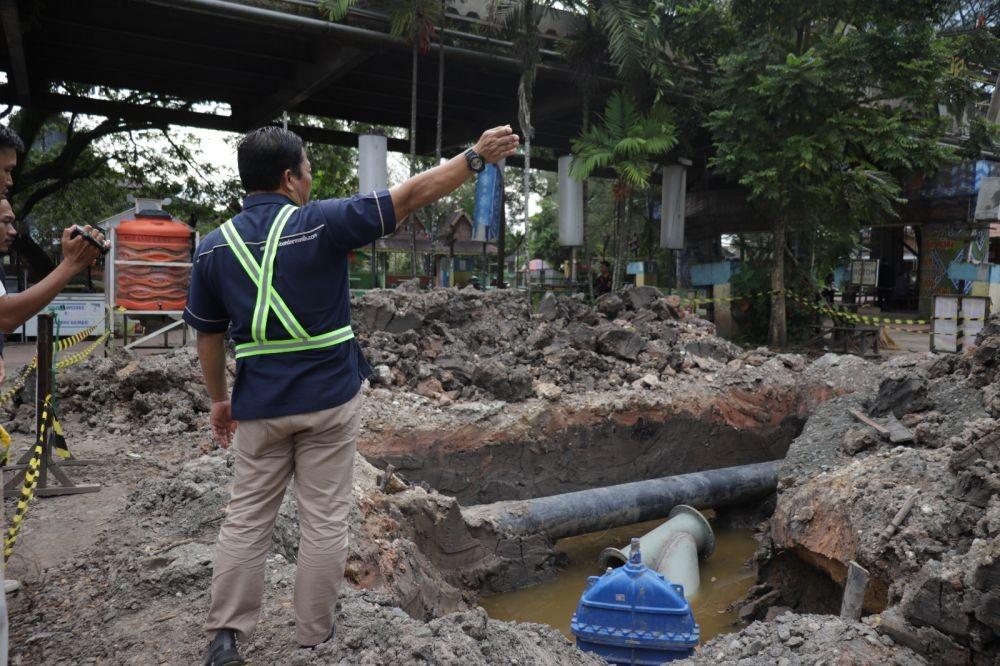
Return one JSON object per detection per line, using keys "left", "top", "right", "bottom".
{"left": 600, "top": 260, "right": 611, "bottom": 269}
{"left": 237, "top": 126, "right": 305, "bottom": 192}
{"left": 0, "top": 125, "right": 24, "bottom": 153}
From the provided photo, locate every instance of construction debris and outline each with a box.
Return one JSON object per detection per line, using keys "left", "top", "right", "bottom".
{"left": 5, "top": 287, "right": 1000, "bottom": 664}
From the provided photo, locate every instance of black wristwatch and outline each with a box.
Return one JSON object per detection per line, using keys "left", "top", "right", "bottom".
{"left": 464, "top": 148, "right": 486, "bottom": 173}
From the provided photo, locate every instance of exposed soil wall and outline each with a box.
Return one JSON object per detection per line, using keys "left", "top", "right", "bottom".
{"left": 364, "top": 403, "right": 802, "bottom": 504}
{"left": 740, "top": 345, "right": 1000, "bottom": 664}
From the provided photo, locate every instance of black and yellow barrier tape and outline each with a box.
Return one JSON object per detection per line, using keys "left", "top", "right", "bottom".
{"left": 0, "top": 359, "right": 37, "bottom": 408}
{"left": 55, "top": 331, "right": 111, "bottom": 370}
{"left": 4, "top": 395, "right": 52, "bottom": 562}
{"left": 0, "top": 425, "right": 10, "bottom": 467}
{"left": 0, "top": 327, "right": 108, "bottom": 407}
{"left": 680, "top": 288, "right": 942, "bottom": 328}
{"left": 54, "top": 323, "right": 99, "bottom": 351}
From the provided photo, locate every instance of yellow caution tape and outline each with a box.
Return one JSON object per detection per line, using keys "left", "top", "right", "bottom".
{"left": 55, "top": 331, "right": 111, "bottom": 370}
{"left": 4, "top": 395, "right": 52, "bottom": 562}
{"left": 54, "top": 323, "right": 100, "bottom": 351}
{"left": 0, "top": 425, "right": 10, "bottom": 467}
{"left": 681, "top": 289, "right": 937, "bottom": 328}
{"left": 0, "top": 359, "right": 37, "bottom": 407}
{"left": 51, "top": 417, "right": 70, "bottom": 459}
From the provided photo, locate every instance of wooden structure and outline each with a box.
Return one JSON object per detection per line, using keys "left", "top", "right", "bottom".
{"left": 372, "top": 211, "right": 497, "bottom": 287}
{"left": 3, "top": 314, "right": 100, "bottom": 498}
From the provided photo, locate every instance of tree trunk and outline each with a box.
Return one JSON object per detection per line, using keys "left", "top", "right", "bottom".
{"left": 522, "top": 128, "right": 531, "bottom": 252}
{"left": 497, "top": 190, "right": 507, "bottom": 288}
{"left": 769, "top": 214, "right": 788, "bottom": 348}
{"left": 614, "top": 196, "right": 631, "bottom": 291}
{"left": 432, "top": 0, "right": 445, "bottom": 286}
{"left": 582, "top": 99, "right": 593, "bottom": 302}
{"left": 409, "top": 27, "right": 419, "bottom": 278}
{"left": 517, "top": 65, "right": 533, "bottom": 253}
{"left": 435, "top": 0, "right": 445, "bottom": 165}
{"left": 611, "top": 196, "right": 624, "bottom": 291}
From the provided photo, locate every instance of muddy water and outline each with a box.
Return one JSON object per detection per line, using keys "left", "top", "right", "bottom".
{"left": 480, "top": 519, "right": 758, "bottom": 642}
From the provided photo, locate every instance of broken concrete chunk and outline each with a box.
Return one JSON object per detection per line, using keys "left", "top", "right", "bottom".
{"left": 594, "top": 293, "right": 624, "bottom": 318}
{"left": 471, "top": 360, "right": 533, "bottom": 402}
{"left": 596, "top": 328, "right": 645, "bottom": 361}
{"left": 564, "top": 322, "right": 597, "bottom": 351}
{"left": 526, "top": 324, "right": 554, "bottom": 350}
{"left": 536, "top": 292, "right": 559, "bottom": 321}
{"left": 621, "top": 285, "right": 662, "bottom": 311}
{"left": 533, "top": 381, "right": 563, "bottom": 401}
{"left": 842, "top": 427, "right": 880, "bottom": 455}
{"left": 415, "top": 378, "right": 444, "bottom": 399}
{"left": 870, "top": 374, "right": 931, "bottom": 418}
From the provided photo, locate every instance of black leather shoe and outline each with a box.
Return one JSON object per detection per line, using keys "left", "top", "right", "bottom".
{"left": 204, "top": 629, "right": 245, "bottom": 666}
{"left": 300, "top": 625, "right": 336, "bottom": 649}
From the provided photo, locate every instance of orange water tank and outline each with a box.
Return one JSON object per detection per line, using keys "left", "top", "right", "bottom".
{"left": 115, "top": 212, "right": 194, "bottom": 311}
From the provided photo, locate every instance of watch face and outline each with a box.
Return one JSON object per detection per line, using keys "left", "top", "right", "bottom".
{"left": 471, "top": 156, "right": 485, "bottom": 171}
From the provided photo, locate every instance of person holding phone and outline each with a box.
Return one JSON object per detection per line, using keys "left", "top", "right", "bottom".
{"left": 0, "top": 126, "right": 107, "bottom": 666}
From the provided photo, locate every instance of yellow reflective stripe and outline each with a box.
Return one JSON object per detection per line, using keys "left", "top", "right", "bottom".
{"left": 221, "top": 217, "right": 309, "bottom": 340}
{"left": 253, "top": 205, "right": 296, "bottom": 343}
{"left": 234, "top": 326, "right": 354, "bottom": 359}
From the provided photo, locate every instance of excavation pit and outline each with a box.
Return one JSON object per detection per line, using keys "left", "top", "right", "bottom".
{"left": 479, "top": 518, "right": 759, "bottom": 643}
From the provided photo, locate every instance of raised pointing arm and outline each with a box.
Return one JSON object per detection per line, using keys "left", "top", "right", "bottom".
{"left": 389, "top": 125, "right": 519, "bottom": 222}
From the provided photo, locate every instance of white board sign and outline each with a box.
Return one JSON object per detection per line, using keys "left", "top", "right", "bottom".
{"left": 962, "top": 297, "right": 989, "bottom": 350}
{"left": 932, "top": 295, "right": 959, "bottom": 352}
{"left": 25, "top": 294, "right": 106, "bottom": 338}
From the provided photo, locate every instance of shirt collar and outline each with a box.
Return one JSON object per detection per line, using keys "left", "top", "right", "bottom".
{"left": 242, "top": 193, "right": 297, "bottom": 209}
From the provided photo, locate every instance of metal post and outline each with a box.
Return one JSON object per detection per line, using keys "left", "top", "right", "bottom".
{"left": 35, "top": 313, "right": 53, "bottom": 489}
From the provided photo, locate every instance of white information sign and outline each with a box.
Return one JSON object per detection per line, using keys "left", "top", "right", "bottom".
{"left": 24, "top": 294, "right": 106, "bottom": 338}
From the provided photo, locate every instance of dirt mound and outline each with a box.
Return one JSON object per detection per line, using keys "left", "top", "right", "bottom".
{"left": 353, "top": 286, "right": 741, "bottom": 403}
{"left": 753, "top": 346, "right": 1000, "bottom": 662}
{"left": 9, "top": 440, "right": 590, "bottom": 664}
{"left": 128, "top": 449, "right": 479, "bottom": 620}
{"left": 689, "top": 612, "right": 925, "bottom": 665}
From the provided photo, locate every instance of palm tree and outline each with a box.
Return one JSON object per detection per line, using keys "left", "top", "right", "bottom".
{"left": 571, "top": 90, "right": 678, "bottom": 290}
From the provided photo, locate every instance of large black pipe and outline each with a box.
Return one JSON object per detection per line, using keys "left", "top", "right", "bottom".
{"left": 462, "top": 461, "right": 779, "bottom": 541}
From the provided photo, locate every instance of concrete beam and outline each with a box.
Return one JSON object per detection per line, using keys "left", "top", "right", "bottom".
{"left": 0, "top": 89, "right": 410, "bottom": 152}
{"left": 240, "top": 44, "right": 370, "bottom": 129}
{"left": 0, "top": 0, "right": 31, "bottom": 104}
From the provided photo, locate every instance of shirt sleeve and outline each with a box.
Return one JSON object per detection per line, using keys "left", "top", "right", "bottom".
{"left": 318, "top": 190, "right": 397, "bottom": 252}
{"left": 183, "top": 248, "right": 230, "bottom": 334}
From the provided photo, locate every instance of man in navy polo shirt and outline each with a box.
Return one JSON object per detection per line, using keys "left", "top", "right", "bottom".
{"left": 188, "top": 125, "right": 518, "bottom": 665}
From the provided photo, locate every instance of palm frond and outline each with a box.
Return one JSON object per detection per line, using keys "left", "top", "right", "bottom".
{"left": 318, "top": 0, "right": 356, "bottom": 21}
{"left": 598, "top": 0, "right": 645, "bottom": 77}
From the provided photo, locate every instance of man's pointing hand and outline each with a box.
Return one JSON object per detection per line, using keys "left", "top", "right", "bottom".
{"left": 473, "top": 126, "right": 521, "bottom": 163}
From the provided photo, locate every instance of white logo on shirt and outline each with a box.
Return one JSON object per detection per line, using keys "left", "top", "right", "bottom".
{"left": 278, "top": 232, "right": 319, "bottom": 248}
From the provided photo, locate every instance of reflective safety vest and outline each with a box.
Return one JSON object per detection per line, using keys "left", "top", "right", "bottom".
{"left": 220, "top": 204, "right": 354, "bottom": 359}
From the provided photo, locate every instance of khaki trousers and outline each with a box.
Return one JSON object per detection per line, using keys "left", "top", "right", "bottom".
{"left": 205, "top": 391, "right": 361, "bottom": 646}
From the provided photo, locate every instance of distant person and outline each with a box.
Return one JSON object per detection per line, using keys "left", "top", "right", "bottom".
{"left": 821, "top": 273, "right": 836, "bottom": 306}
{"left": 0, "top": 125, "right": 107, "bottom": 666}
{"left": 185, "top": 124, "right": 517, "bottom": 665}
{"left": 594, "top": 260, "right": 612, "bottom": 296}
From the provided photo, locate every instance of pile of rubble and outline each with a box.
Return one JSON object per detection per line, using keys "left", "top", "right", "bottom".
{"left": 11, "top": 438, "right": 601, "bottom": 663}
{"left": 354, "top": 284, "right": 740, "bottom": 403}
{"left": 691, "top": 612, "right": 925, "bottom": 665}
{"left": 736, "top": 327, "right": 1000, "bottom": 663}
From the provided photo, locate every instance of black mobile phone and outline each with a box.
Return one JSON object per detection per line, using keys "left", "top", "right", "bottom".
{"left": 70, "top": 228, "right": 110, "bottom": 255}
